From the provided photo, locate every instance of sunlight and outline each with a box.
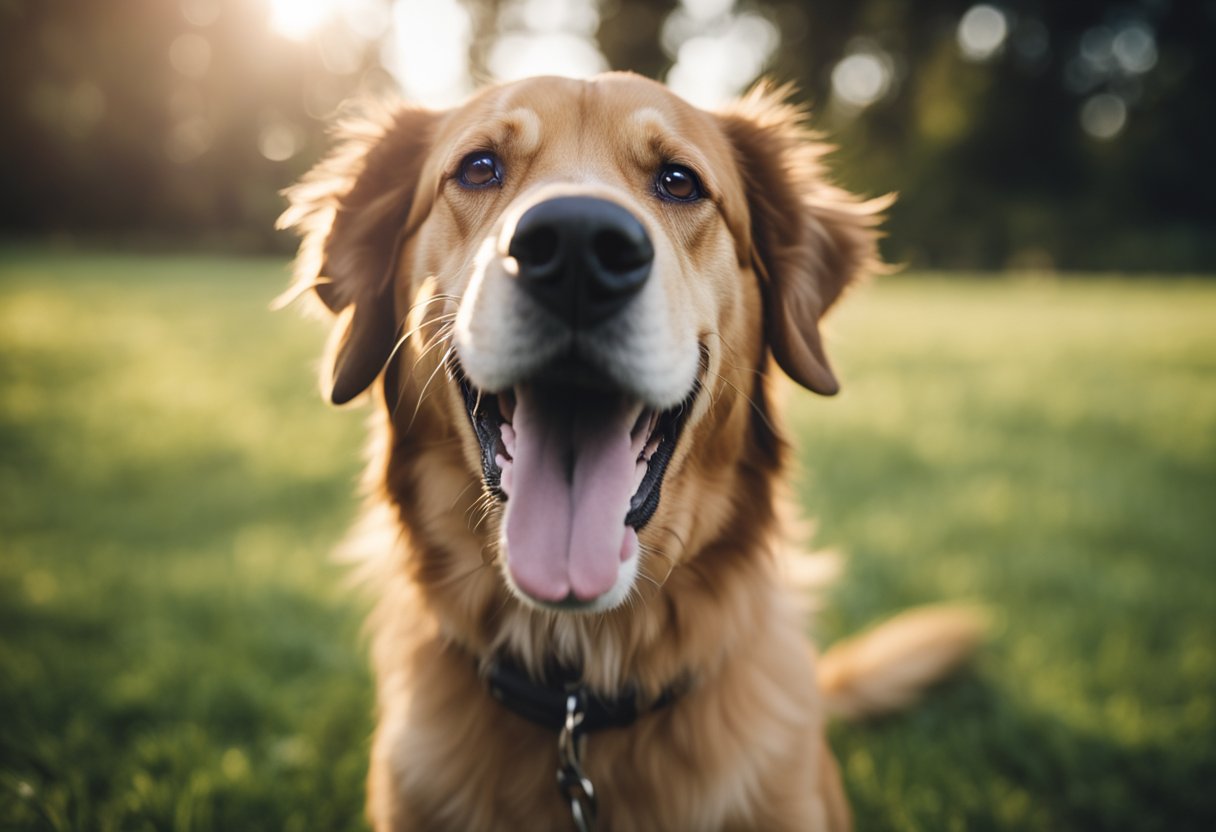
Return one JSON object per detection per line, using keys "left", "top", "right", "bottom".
{"left": 268, "top": 0, "right": 340, "bottom": 42}
{"left": 382, "top": 0, "right": 473, "bottom": 106}
{"left": 486, "top": 0, "right": 607, "bottom": 85}
{"left": 664, "top": 0, "right": 778, "bottom": 108}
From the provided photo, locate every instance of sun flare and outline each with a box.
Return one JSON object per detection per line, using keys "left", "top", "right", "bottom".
{"left": 268, "top": 0, "right": 339, "bottom": 42}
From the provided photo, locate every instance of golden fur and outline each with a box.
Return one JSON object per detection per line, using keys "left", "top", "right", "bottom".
{"left": 281, "top": 73, "right": 981, "bottom": 831}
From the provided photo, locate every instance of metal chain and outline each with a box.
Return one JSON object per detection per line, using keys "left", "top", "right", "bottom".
{"left": 556, "top": 688, "right": 597, "bottom": 832}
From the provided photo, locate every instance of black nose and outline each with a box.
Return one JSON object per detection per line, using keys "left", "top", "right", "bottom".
{"left": 507, "top": 196, "right": 653, "bottom": 327}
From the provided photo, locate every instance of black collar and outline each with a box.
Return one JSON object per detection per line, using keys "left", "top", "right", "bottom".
{"left": 484, "top": 655, "right": 686, "bottom": 733}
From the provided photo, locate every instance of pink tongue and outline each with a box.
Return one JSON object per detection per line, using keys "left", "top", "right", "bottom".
{"left": 504, "top": 386, "right": 639, "bottom": 602}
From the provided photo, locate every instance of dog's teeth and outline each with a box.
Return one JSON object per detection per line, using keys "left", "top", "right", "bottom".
{"left": 500, "top": 423, "right": 516, "bottom": 457}
{"left": 634, "top": 410, "right": 662, "bottom": 458}
{"left": 633, "top": 459, "right": 648, "bottom": 494}
{"left": 498, "top": 457, "right": 513, "bottom": 496}
{"left": 631, "top": 407, "right": 654, "bottom": 452}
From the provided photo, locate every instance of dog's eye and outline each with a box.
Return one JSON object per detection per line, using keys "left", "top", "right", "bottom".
{"left": 656, "top": 164, "right": 703, "bottom": 202}
{"left": 458, "top": 151, "right": 501, "bottom": 189}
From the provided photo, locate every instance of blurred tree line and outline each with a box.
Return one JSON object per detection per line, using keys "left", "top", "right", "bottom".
{"left": 0, "top": 0, "right": 1211, "bottom": 271}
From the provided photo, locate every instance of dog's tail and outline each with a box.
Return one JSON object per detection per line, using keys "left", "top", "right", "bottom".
{"left": 818, "top": 605, "right": 987, "bottom": 720}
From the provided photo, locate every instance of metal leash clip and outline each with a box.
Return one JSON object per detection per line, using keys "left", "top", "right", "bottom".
{"left": 557, "top": 687, "right": 597, "bottom": 832}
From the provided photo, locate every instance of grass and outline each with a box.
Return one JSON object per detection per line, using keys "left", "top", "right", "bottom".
{"left": 799, "top": 275, "right": 1216, "bottom": 831}
{"left": 1, "top": 250, "right": 1213, "bottom": 831}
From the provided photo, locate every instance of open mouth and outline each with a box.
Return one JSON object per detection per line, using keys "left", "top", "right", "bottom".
{"left": 458, "top": 362, "right": 695, "bottom": 605}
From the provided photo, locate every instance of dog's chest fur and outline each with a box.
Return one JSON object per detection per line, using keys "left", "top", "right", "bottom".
{"left": 356, "top": 415, "right": 841, "bottom": 831}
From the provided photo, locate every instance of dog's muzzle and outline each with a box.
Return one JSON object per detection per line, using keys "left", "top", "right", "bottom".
{"left": 457, "top": 194, "right": 695, "bottom": 610}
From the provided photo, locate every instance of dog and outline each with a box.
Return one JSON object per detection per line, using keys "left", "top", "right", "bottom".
{"left": 279, "top": 72, "right": 982, "bottom": 831}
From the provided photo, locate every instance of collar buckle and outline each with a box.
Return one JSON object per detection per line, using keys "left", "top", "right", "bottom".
{"left": 557, "top": 687, "right": 597, "bottom": 832}
{"left": 483, "top": 655, "right": 689, "bottom": 831}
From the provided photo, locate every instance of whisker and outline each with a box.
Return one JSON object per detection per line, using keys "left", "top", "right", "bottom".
{"left": 646, "top": 551, "right": 677, "bottom": 589}
{"left": 432, "top": 561, "right": 494, "bottom": 590}
{"left": 702, "top": 330, "right": 765, "bottom": 379}
{"left": 380, "top": 291, "right": 459, "bottom": 365}
{"left": 400, "top": 292, "right": 461, "bottom": 324}
{"left": 653, "top": 524, "right": 688, "bottom": 551}
{"left": 642, "top": 527, "right": 684, "bottom": 586}
{"left": 635, "top": 567, "right": 662, "bottom": 593}
{"left": 707, "top": 367, "right": 777, "bottom": 437}
{"left": 464, "top": 490, "right": 496, "bottom": 527}
{"left": 402, "top": 344, "right": 456, "bottom": 432}
{"left": 389, "top": 322, "right": 456, "bottom": 422}
{"left": 470, "top": 498, "right": 501, "bottom": 533}
{"left": 404, "top": 320, "right": 456, "bottom": 379}
{"left": 486, "top": 592, "right": 514, "bottom": 626}
{"left": 465, "top": 488, "right": 504, "bottom": 534}
{"left": 386, "top": 311, "right": 457, "bottom": 368}
{"left": 448, "top": 476, "right": 483, "bottom": 510}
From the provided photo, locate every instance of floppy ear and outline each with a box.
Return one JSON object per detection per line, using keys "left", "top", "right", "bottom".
{"left": 277, "top": 104, "right": 439, "bottom": 405}
{"left": 717, "top": 84, "right": 891, "bottom": 396}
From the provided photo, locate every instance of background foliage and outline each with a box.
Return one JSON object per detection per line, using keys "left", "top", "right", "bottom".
{"left": 0, "top": 0, "right": 1212, "bottom": 270}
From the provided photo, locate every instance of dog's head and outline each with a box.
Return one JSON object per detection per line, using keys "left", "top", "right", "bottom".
{"left": 282, "top": 73, "right": 885, "bottom": 615}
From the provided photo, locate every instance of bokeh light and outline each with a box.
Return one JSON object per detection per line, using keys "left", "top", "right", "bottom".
{"left": 180, "top": 0, "right": 220, "bottom": 28}
{"left": 957, "top": 4, "right": 1008, "bottom": 62}
{"left": 831, "top": 48, "right": 893, "bottom": 110}
{"left": 664, "top": 0, "right": 779, "bottom": 107}
{"left": 168, "top": 32, "right": 211, "bottom": 79}
{"left": 486, "top": 0, "right": 607, "bottom": 84}
{"left": 382, "top": 0, "right": 473, "bottom": 106}
{"left": 269, "top": 0, "right": 341, "bottom": 42}
{"left": 1080, "top": 93, "right": 1127, "bottom": 140}
{"left": 1112, "top": 23, "right": 1158, "bottom": 75}
{"left": 258, "top": 118, "right": 306, "bottom": 162}
{"left": 682, "top": 0, "right": 735, "bottom": 20}
{"left": 340, "top": 0, "right": 392, "bottom": 42}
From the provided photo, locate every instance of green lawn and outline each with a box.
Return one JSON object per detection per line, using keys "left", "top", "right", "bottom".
{"left": 1, "top": 250, "right": 1213, "bottom": 831}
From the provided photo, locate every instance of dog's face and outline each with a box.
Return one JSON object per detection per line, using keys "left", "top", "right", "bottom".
{"left": 282, "top": 73, "right": 884, "bottom": 615}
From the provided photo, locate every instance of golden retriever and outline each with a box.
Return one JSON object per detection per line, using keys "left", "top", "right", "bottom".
{"left": 280, "top": 72, "right": 981, "bottom": 831}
